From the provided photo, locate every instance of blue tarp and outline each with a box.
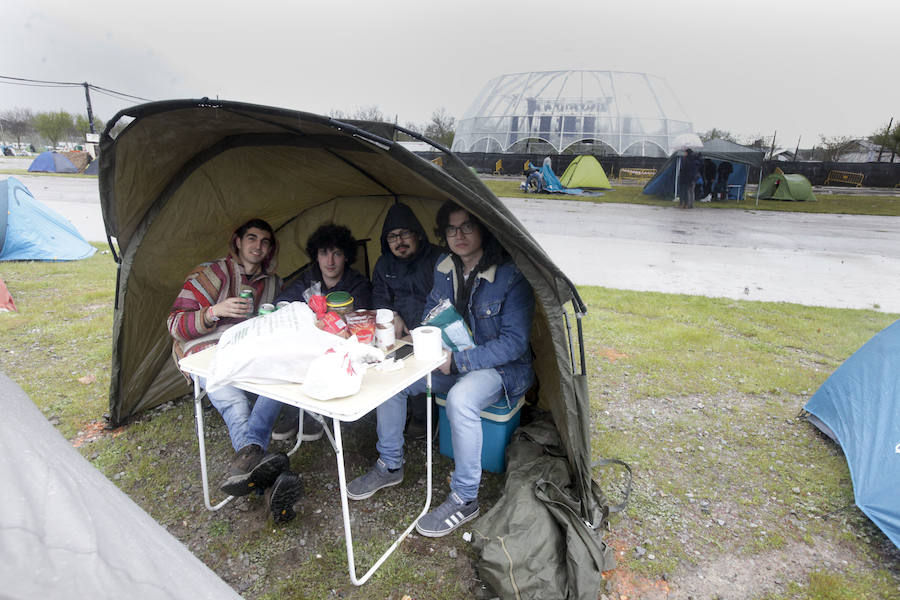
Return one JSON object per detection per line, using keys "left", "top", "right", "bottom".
{"left": 804, "top": 319, "right": 900, "bottom": 550}
{"left": 0, "top": 177, "right": 96, "bottom": 261}
{"left": 531, "top": 164, "right": 584, "bottom": 195}
{"left": 27, "top": 151, "right": 79, "bottom": 173}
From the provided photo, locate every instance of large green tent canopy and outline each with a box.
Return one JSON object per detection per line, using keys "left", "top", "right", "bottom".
{"left": 98, "top": 98, "right": 607, "bottom": 534}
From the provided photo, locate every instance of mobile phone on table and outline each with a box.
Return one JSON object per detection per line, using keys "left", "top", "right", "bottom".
{"left": 386, "top": 344, "right": 415, "bottom": 361}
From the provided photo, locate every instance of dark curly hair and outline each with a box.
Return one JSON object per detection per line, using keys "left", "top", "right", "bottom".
{"left": 305, "top": 223, "right": 358, "bottom": 265}
{"left": 434, "top": 201, "right": 508, "bottom": 270}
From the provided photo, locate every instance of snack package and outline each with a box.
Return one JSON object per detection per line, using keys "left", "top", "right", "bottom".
{"left": 308, "top": 293, "right": 348, "bottom": 337}
{"left": 302, "top": 281, "right": 322, "bottom": 303}
{"left": 423, "top": 298, "right": 475, "bottom": 352}
{"left": 345, "top": 310, "right": 376, "bottom": 345}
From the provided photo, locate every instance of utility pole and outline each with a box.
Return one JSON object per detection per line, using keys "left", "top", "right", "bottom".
{"left": 877, "top": 117, "right": 892, "bottom": 162}
{"left": 768, "top": 130, "right": 777, "bottom": 161}
{"left": 83, "top": 82, "right": 95, "bottom": 134}
{"left": 794, "top": 136, "right": 801, "bottom": 160}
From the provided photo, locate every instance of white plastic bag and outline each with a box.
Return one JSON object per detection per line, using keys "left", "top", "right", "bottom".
{"left": 207, "top": 302, "right": 342, "bottom": 392}
{"left": 301, "top": 339, "right": 385, "bottom": 400}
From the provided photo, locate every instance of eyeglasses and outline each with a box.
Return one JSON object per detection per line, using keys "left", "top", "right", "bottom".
{"left": 445, "top": 221, "right": 476, "bottom": 238}
{"left": 386, "top": 230, "right": 415, "bottom": 243}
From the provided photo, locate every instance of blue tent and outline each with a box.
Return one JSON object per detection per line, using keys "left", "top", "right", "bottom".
{"left": 0, "top": 177, "right": 96, "bottom": 261}
{"left": 642, "top": 138, "right": 764, "bottom": 202}
{"left": 804, "top": 319, "right": 900, "bottom": 550}
{"left": 27, "top": 151, "right": 79, "bottom": 173}
{"left": 84, "top": 160, "right": 99, "bottom": 175}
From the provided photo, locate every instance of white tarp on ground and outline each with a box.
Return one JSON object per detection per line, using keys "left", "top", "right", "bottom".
{"left": 0, "top": 373, "right": 241, "bottom": 600}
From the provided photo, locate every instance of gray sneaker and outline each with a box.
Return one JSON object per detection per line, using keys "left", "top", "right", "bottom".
{"left": 346, "top": 458, "right": 403, "bottom": 500}
{"left": 415, "top": 491, "right": 479, "bottom": 537}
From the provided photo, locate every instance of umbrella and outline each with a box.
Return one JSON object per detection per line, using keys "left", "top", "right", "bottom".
{"left": 670, "top": 133, "right": 703, "bottom": 153}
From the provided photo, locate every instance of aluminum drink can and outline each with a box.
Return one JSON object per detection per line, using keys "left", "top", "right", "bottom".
{"left": 258, "top": 303, "right": 275, "bottom": 315}
{"left": 240, "top": 288, "right": 254, "bottom": 317}
{"left": 276, "top": 301, "right": 290, "bottom": 310}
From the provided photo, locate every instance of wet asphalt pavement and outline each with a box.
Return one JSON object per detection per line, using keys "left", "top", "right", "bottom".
{"left": 6, "top": 168, "right": 899, "bottom": 313}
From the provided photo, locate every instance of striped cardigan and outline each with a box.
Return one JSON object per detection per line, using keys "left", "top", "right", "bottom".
{"left": 167, "top": 255, "right": 282, "bottom": 364}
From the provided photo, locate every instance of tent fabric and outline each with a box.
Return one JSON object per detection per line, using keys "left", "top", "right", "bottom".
{"left": 558, "top": 155, "right": 611, "bottom": 190}
{"left": 641, "top": 138, "right": 764, "bottom": 201}
{"left": 27, "top": 151, "right": 79, "bottom": 173}
{"left": 84, "top": 159, "right": 100, "bottom": 175}
{"left": 758, "top": 171, "right": 815, "bottom": 201}
{"left": 0, "top": 373, "right": 242, "bottom": 599}
{"left": 99, "top": 100, "right": 610, "bottom": 581}
{"left": 0, "top": 177, "right": 96, "bottom": 261}
{"left": 537, "top": 163, "right": 584, "bottom": 195}
{"left": 804, "top": 319, "right": 900, "bottom": 550}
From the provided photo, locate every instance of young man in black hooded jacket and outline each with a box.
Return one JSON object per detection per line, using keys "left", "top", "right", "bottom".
{"left": 371, "top": 203, "right": 443, "bottom": 437}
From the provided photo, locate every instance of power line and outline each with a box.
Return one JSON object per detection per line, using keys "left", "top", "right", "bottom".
{"left": 0, "top": 74, "right": 152, "bottom": 103}
{"left": 88, "top": 84, "right": 150, "bottom": 103}
{"left": 0, "top": 74, "right": 83, "bottom": 87}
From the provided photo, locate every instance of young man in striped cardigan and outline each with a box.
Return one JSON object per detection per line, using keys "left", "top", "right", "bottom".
{"left": 167, "top": 218, "right": 301, "bottom": 522}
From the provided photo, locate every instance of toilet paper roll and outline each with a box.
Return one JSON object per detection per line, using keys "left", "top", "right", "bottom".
{"left": 411, "top": 326, "right": 443, "bottom": 361}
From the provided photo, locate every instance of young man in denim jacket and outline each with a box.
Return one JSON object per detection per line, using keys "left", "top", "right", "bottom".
{"left": 347, "top": 201, "right": 534, "bottom": 537}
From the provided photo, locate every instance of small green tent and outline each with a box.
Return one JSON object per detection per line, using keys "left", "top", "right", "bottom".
{"left": 558, "top": 155, "right": 611, "bottom": 189}
{"left": 758, "top": 170, "right": 815, "bottom": 201}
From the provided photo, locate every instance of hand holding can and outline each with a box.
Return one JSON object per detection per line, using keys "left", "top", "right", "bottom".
{"left": 240, "top": 287, "right": 254, "bottom": 317}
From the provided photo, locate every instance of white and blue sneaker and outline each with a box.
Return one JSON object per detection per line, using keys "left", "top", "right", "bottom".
{"left": 415, "top": 491, "right": 479, "bottom": 537}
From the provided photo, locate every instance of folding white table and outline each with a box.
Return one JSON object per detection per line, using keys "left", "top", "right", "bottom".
{"left": 178, "top": 345, "right": 445, "bottom": 585}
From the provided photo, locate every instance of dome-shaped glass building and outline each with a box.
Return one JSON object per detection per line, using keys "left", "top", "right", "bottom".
{"left": 452, "top": 70, "right": 694, "bottom": 157}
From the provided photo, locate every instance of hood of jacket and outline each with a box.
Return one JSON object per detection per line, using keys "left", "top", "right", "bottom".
{"left": 380, "top": 203, "right": 430, "bottom": 258}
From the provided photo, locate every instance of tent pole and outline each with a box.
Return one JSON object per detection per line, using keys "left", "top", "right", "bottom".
{"left": 755, "top": 166, "right": 762, "bottom": 207}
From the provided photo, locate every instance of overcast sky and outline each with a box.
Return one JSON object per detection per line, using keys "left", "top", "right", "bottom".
{"left": 3, "top": 0, "right": 898, "bottom": 149}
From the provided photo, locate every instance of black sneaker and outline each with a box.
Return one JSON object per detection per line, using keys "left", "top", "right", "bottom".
{"left": 271, "top": 408, "right": 299, "bottom": 441}
{"left": 267, "top": 471, "right": 303, "bottom": 523}
{"left": 219, "top": 445, "right": 288, "bottom": 497}
{"left": 272, "top": 408, "right": 324, "bottom": 442}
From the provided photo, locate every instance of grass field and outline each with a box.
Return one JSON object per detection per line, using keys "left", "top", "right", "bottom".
{"left": 481, "top": 178, "right": 900, "bottom": 217}
{"left": 2, "top": 246, "right": 898, "bottom": 598}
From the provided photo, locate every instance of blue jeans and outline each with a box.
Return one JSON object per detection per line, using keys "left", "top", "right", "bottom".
{"left": 375, "top": 368, "right": 504, "bottom": 502}
{"left": 196, "top": 376, "right": 282, "bottom": 452}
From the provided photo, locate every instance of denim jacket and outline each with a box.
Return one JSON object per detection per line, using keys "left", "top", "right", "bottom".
{"left": 424, "top": 254, "right": 535, "bottom": 399}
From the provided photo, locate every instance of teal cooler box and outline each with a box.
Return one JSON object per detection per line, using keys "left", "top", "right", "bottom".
{"left": 435, "top": 395, "right": 525, "bottom": 473}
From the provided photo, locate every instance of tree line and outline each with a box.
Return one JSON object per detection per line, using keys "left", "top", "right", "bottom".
{"left": 0, "top": 105, "right": 457, "bottom": 152}
{"left": 699, "top": 123, "right": 900, "bottom": 162}
{"left": 328, "top": 105, "right": 456, "bottom": 148}
{"left": 0, "top": 108, "right": 109, "bottom": 150}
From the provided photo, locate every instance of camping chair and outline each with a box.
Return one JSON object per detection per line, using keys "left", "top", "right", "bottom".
{"left": 493, "top": 159, "right": 503, "bottom": 175}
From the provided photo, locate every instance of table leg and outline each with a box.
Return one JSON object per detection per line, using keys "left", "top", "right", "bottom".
{"left": 193, "top": 378, "right": 233, "bottom": 511}
{"left": 335, "top": 371, "right": 435, "bottom": 586}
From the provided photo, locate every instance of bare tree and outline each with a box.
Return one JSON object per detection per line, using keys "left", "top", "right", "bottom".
{"left": 817, "top": 135, "right": 858, "bottom": 162}
{"left": 1, "top": 107, "right": 35, "bottom": 146}
{"left": 698, "top": 128, "right": 738, "bottom": 143}
{"left": 328, "top": 105, "right": 386, "bottom": 122}
{"left": 870, "top": 120, "right": 900, "bottom": 162}
{"left": 424, "top": 107, "right": 455, "bottom": 147}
